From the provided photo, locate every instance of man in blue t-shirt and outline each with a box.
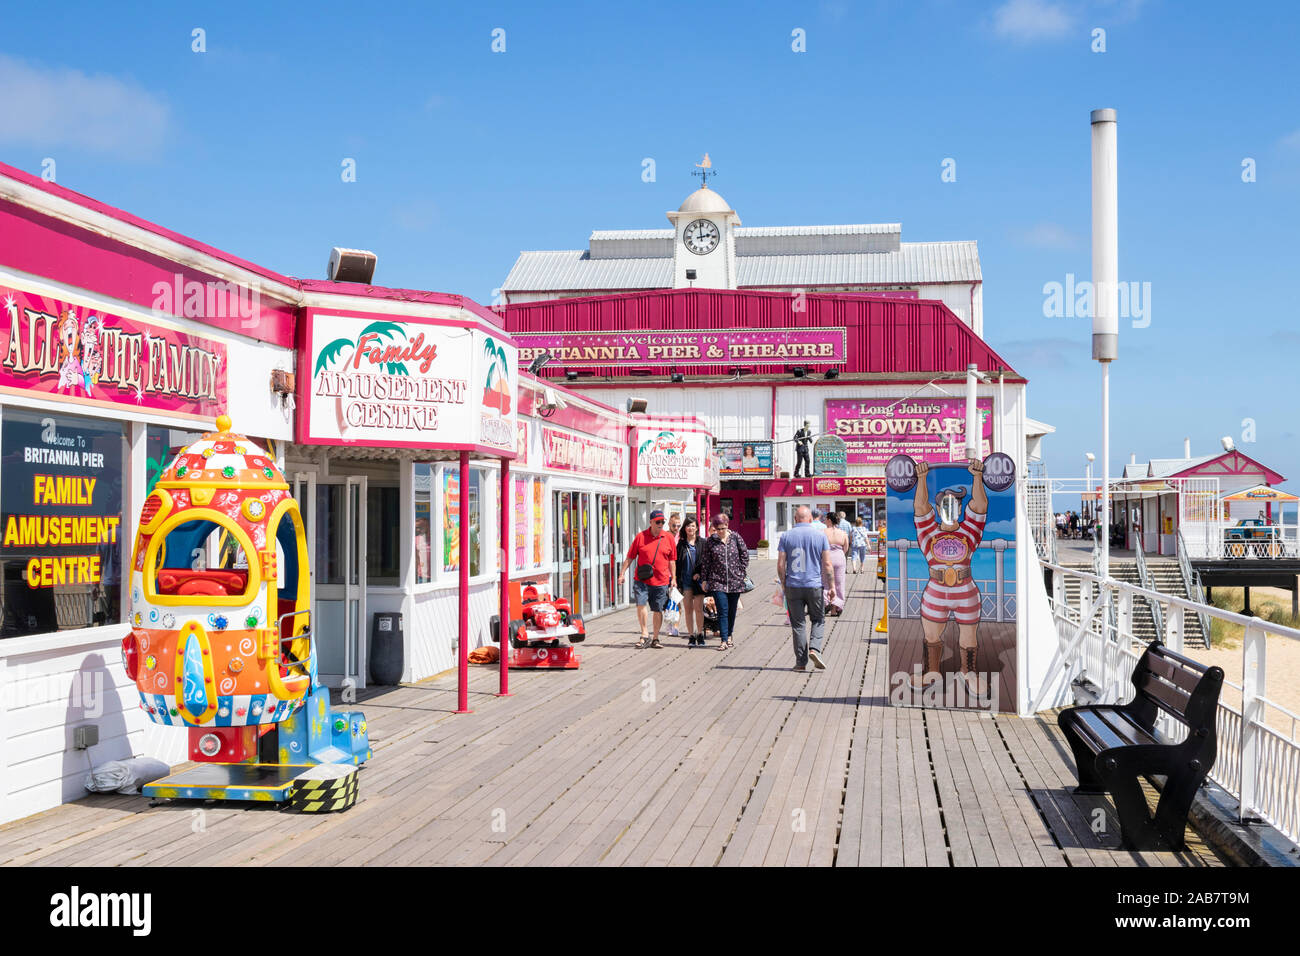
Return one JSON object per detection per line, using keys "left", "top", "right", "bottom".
{"left": 778, "top": 505, "right": 833, "bottom": 671}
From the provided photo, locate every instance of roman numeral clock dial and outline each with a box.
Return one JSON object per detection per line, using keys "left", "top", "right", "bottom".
{"left": 683, "top": 219, "right": 720, "bottom": 255}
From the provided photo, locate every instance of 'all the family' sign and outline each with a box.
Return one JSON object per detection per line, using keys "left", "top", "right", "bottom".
{"left": 1, "top": 285, "right": 226, "bottom": 419}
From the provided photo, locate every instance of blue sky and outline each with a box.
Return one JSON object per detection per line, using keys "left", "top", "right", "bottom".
{"left": 1, "top": 0, "right": 1297, "bottom": 490}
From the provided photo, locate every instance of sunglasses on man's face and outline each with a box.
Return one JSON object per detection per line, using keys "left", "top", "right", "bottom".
{"left": 651, "top": 519, "right": 664, "bottom": 525}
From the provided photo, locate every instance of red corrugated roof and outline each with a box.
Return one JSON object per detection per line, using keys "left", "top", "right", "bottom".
{"left": 503, "top": 288, "right": 1023, "bottom": 380}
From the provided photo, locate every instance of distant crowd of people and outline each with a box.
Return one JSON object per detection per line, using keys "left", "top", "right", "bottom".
{"left": 1055, "top": 510, "right": 1095, "bottom": 540}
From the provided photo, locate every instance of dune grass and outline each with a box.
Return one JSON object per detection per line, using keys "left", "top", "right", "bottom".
{"left": 1207, "top": 587, "right": 1300, "bottom": 648}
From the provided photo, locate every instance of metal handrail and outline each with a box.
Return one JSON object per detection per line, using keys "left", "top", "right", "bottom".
{"left": 1177, "top": 529, "right": 1213, "bottom": 646}
{"left": 1042, "top": 559, "right": 1300, "bottom": 842}
{"left": 1133, "top": 538, "right": 1165, "bottom": 638}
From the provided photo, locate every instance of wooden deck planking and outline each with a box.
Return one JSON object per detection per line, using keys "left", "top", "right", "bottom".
{"left": 0, "top": 560, "right": 1227, "bottom": 868}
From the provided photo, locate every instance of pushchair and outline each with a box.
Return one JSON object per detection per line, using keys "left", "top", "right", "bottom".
{"left": 701, "top": 596, "right": 721, "bottom": 638}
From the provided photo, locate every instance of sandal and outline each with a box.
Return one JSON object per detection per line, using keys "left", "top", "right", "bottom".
{"left": 650, "top": 638, "right": 663, "bottom": 649}
{"left": 634, "top": 637, "right": 648, "bottom": 649}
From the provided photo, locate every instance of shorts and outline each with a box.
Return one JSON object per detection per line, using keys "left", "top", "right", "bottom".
{"left": 632, "top": 580, "right": 669, "bottom": 611}
{"left": 920, "top": 580, "right": 981, "bottom": 626}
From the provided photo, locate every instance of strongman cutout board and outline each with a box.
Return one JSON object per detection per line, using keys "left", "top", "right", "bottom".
{"left": 885, "top": 452, "right": 1017, "bottom": 712}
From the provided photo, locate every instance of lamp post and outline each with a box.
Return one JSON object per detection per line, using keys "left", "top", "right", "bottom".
{"left": 1086, "top": 452, "right": 1095, "bottom": 522}
{"left": 1092, "top": 109, "right": 1118, "bottom": 578}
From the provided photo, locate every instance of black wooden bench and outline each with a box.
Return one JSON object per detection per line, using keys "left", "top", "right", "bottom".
{"left": 1059, "top": 641, "right": 1224, "bottom": 850}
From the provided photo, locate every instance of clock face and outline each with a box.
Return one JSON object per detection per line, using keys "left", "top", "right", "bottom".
{"left": 682, "top": 219, "right": 720, "bottom": 255}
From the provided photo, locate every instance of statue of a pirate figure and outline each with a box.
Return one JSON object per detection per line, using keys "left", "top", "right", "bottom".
{"left": 793, "top": 420, "right": 813, "bottom": 477}
{"left": 911, "top": 458, "right": 988, "bottom": 693}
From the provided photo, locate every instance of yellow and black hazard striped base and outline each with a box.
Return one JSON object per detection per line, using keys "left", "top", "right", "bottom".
{"left": 287, "top": 766, "right": 359, "bottom": 813}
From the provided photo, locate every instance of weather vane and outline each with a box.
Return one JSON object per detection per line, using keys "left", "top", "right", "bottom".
{"left": 692, "top": 153, "right": 716, "bottom": 188}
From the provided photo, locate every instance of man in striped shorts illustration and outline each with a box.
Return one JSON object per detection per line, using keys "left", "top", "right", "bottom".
{"left": 912, "top": 458, "right": 987, "bottom": 693}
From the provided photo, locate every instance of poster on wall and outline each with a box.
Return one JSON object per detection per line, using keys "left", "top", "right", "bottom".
{"left": 885, "top": 452, "right": 1017, "bottom": 713}
{"left": 716, "top": 440, "right": 773, "bottom": 478}
{"left": 0, "top": 410, "right": 126, "bottom": 637}
{"left": 826, "top": 398, "right": 993, "bottom": 465}
{"left": 813, "top": 434, "right": 848, "bottom": 475}
{"left": 514, "top": 476, "right": 528, "bottom": 570}
{"left": 532, "top": 478, "right": 543, "bottom": 566}
{"left": 443, "top": 469, "right": 460, "bottom": 572}
{"left": 302, "top": 312, "right": 517, "bottom": 453}
{"left": 1, "top": 285, "right": 227, "bottom": 419}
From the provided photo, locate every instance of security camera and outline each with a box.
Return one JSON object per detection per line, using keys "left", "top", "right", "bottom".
{"left": 1221, "top": 436, "right": 1234, "bottom": 451}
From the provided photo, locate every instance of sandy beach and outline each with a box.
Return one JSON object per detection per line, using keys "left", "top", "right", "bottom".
{"left": 1181, "top": 587, "right": 1300, "bottom": 735}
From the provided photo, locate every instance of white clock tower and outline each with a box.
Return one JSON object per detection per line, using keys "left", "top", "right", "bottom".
{"left": 667, "top": 158, "right": 740, "bottom": 289}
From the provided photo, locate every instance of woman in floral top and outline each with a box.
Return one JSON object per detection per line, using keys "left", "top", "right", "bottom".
{"left": 698, "top": 512, "right": 750, "bottom": 650}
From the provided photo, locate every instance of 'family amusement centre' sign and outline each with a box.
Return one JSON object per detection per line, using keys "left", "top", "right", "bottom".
{"left": 825, "top": 397, "right": 993, "bottom": 465}
{"left": 515, "top": 327, "right": 847, "bottom": 368}
{"left": 1, "top": 285, "right": 226, "bottom": 419}
{"left": 302, "top": 312, "right": 517, "bottom": 453}
{"left": 633, "top": 428, "right": 716, "bottom": 488}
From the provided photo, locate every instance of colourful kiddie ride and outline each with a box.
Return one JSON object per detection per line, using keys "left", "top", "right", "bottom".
{"left": 494, "top": 581, "right": 586, "bottom": 669}
{"left": 121, "top": 415, "right": 370, "bottom": 809}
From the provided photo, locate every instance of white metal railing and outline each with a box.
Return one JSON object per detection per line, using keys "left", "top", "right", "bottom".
{"left": 1176, "top": 529, "right": 1212, "bottom": 645}
{"left": 1133, "top": 538, "right": 1165, "bottom": 638}
{"left": 1041, "top": 560, "right": 1300, "bottom": 845}
{"left": 1210, "top": 523, "right": 1300, "bottom": 560}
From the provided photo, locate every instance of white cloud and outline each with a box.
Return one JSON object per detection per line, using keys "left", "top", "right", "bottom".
{"left": 993, "top": 0, "right": 1075, "bottom": 41}
{"left": 1017, "top": 221, "right": 1083, "bottom": 248}
{"left": 0, "top": 55, "right": 170, "bottom": 159}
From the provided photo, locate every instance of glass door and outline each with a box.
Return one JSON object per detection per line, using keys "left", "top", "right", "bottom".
{"left": 554, "top": 491, "right": 573, "bottom": 607}
{"left": 346, "top": 476, "right": 368, "bottom": 690}
{"left": 307, "top": 475, "right": 367, "bottom": 690}
{"left": 575, "top": 493, "right": 589, "bottom": 615}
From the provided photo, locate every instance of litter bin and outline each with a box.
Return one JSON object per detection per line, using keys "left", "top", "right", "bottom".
{"left": 370, "top": 612, "right": 404, "bottom": 685}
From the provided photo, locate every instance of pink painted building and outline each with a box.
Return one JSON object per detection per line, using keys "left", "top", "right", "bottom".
{"left": 503, "top": 286, "right": 1035, "bottom": 548}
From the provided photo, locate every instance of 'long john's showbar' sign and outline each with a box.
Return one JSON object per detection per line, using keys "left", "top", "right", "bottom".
{"left": 515, "top": 327, "right": 847, "bottom": 368}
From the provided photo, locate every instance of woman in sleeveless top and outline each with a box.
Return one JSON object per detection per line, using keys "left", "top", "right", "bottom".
{"left": 822, "top": 512, "right": 849, "bottom": 615}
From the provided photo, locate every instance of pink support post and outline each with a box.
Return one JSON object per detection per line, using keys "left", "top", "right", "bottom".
{"left": 498, "top": 457, "right": 512, "bottom": 697}
{"left": 456, "top": 451, "right": 472, "bottom": 714}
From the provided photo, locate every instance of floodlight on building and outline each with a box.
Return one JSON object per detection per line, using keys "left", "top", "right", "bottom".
{"left": 528, "top": 352, "right": 552, "bottom": 375}
{"left": 791, "top": 366, "right": 807, "bottom": 379}
{"left": 565, "top": 370, "right": 579, "bottom": 382}
{"left": 626, "top": 397, "right": 649, "bottom": 414}
{"left": 327, "top": 247, "right": 377, "bottom": 283}
{"left": 824, "top": 368, "right": 839, "bottom": 380}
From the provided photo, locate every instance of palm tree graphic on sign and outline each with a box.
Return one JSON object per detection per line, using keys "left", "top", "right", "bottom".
{"left": 639, "top": 431, "right": 678, "bottom": 457}
{"left": 314, "top": 321, "right": 410, "bottom": 434}
{"left": 481, "top": 337, "right": 511, "bottom": 415}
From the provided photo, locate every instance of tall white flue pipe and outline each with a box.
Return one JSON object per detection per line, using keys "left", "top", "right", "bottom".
{"left": 1092, "top": 108, "right": 1118, "bottom": 578}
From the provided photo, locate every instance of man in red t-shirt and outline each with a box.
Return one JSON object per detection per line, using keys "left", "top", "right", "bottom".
{"left": 617, "top": 509, "right": 677, "bottom": 649}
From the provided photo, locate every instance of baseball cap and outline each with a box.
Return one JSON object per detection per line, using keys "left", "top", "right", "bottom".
{"left": 649, "top": 509, "right": 665, "bottom": 521}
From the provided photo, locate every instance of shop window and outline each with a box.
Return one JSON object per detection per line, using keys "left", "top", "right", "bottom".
{"left": 366, "top": 485, "right": 400, "bottom": 585}
{"left": 468, "top": 468, "right": 483, "bottom": 577}
{"left": 1, "top": 410, "right": 126, "bottom": 638}
{"left": 145, "top": 425, "right": 203, "bottom": 496}
{"left": 777, "top": 502, "right": 787, "bottom": 531}
{"left": 414, "top": 463, "right": 433, "bottom": 584}
{"left": 436, "top": 465, "right": 486, "bottom": 577}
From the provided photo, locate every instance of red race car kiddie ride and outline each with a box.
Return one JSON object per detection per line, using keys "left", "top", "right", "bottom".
{"left": 492, "top": 581, "right": 586, "bottom": 668}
